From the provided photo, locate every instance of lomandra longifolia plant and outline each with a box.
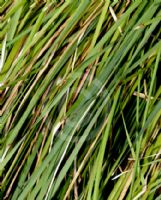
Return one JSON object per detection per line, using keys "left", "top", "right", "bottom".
{"left": 0, "top": 1, "right": 161, "bottom": 199}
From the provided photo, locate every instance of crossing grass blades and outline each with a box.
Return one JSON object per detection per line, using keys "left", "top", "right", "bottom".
{"left": 0, "top": 0, "right": 161, "bottom": 199}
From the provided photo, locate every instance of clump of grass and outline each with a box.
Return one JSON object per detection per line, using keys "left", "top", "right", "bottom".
{"left": 0, "top": 1, "right": 161, "bottom": 199}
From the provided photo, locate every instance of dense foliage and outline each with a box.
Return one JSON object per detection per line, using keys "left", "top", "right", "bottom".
{"left": 0, "top": 0, "right": 161, "bottom": 199}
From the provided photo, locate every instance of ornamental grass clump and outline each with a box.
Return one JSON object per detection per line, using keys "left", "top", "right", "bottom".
{"left": 0, "top": 0, "right": 161, "bottom": 199}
